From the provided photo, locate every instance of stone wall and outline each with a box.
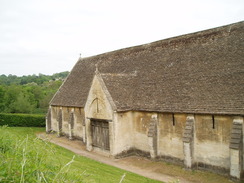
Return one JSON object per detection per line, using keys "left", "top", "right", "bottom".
{"left": 73, "top": 108, "right": 84, "bottom": 139}
{"left": 158, "top": 113, "right": 186, "bottom": 162}
{"left": 49, "top": 105, "right": 244, "bottom": 178}
{"left": 50, "top": 106, "right": 59, "bottom": 131}
{"left": 133, "top": 111, "right": 152, "bottom": 153}
{"left": 113, "top": 111, "right": 134, "bottom": 155}
{"left": 113, "top": 111, "right": 243, "bottom": 178}
{"left": 194, "top": 115, "right": 233, "bottom": 171}
{"left": 49, "top": 106, "right": 84, "bottom": 139}
{"left": 61, "top": 107, "right": 70, "bottom": 135}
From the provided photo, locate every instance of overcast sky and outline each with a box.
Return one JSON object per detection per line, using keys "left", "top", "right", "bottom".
{"left": 0, "top": 0, "right": 243, "bottom": 76}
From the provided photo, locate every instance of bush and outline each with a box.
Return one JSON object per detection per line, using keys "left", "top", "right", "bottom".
{"left": 0, "top": 113, "right": 45, "bottom": 127}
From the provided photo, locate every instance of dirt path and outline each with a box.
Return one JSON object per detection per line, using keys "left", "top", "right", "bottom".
{"left": 36, "top": 133, "right": 211, "bottom": 183}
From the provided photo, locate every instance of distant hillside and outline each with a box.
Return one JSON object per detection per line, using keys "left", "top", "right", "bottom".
{"left": 0, "top": 71, "right": 69, "bottom": 114}
{"left": 0, "top": 71, "right": 69, "bottom": 85}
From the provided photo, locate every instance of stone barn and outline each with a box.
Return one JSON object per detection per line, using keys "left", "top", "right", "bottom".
{"left": 46, "top": 21, "right": 244, "bottom": 179}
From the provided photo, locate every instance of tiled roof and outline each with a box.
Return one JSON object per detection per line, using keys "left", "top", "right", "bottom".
{"left": 50, "top": 21, "right": 244, "bottom": 115}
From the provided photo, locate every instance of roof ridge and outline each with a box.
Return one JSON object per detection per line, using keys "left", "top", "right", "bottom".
{"left": 81, "top": 21, "right": 244, "bottom": 60}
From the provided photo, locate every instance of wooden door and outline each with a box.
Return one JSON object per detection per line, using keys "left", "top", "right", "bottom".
{"left": 91, "top": 119, "right": 110, "bottom": 150}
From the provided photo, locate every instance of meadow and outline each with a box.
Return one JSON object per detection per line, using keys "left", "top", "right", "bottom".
{"left": 0, "top": 126, "right": 161, "bottom": 183}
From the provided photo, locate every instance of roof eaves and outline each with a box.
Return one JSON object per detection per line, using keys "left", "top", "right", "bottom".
{"left": 116, "top": 108, "right": 244, "bottom": 116}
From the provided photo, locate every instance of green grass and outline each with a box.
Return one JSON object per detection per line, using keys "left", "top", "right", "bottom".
{"left": 0, "top": 126, "right": 161, "bottom": 183}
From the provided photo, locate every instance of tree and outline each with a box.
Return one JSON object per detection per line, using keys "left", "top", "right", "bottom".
{"left": 3, "top": 85, "right": 20, "bottom": 111}
{"left": 0, "top": 86, "right": 5, "bottom": 111}
{"left": 0, "top": 71, "right": 69, "bottom": 114}
{"left": 8, "top": 92, "right": 35, "bottom": 113}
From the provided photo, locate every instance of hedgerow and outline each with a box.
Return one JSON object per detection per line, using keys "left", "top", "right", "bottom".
{"left": 0, "top": 113, "right": 45, "bottom": 127}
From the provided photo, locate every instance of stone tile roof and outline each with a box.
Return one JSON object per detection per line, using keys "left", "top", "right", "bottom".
{"left": 50, "top": 21, "right": 244, "bottom": 115}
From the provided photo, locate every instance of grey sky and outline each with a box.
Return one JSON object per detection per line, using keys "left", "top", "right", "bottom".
{"left": 0, "top": 0, "right": 243, "bottom": 76}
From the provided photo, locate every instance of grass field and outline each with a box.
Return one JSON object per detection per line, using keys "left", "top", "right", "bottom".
{"left": 0, "top": 126, "right": 161, "bottom": 183}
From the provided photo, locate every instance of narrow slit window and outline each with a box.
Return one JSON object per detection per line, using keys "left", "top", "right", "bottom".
{"left": 172, "top": 114, "right": 175, "bottom": 126}
{"left": 212, "top": 115, "right": 215, "bottom": 129}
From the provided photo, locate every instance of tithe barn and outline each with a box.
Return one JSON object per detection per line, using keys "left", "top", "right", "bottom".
{"left": 46, "top": 21, "right": 244, "bottom": 179}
